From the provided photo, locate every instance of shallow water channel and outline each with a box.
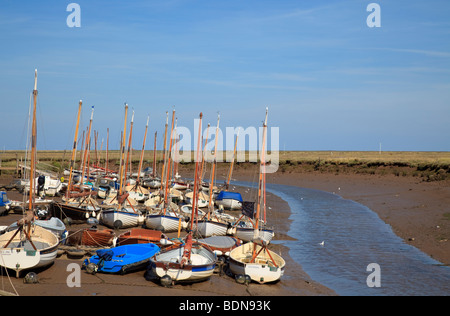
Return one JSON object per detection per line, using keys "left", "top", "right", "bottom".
{"left": 234, "top": 181, "right": 450, "bottom": 296}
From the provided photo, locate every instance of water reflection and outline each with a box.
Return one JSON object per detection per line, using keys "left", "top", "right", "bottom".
{"left": 234, "top": 181, "right": 450, "bottom": 296}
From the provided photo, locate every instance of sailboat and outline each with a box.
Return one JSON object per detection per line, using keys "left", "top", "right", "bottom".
{"left": 50, "top": 104, "right": 100, "bottom": 223}
{"left": 147, "top": 233, "right": 216, "bottom": 286}
{"left": 144, "top": 110, "right": 188, "bottom": 233}
{"left": 215, "top": 129, "right": 243, "bottom": 210}
{"left": 195, "top": 114, "right": 237, "bottom": 237}
{"left": 142, "top": 131, "right": 161, "bottom": 189}
{"left": 228, "top": 108, "right": 284, "bottom": 284}
{"left": 0, "top": 70, "right": 59, "bottom": 278}
{"left": 147, "top": 113, "right": 217, "bottom": 286}
{"left": 98, "top": 105, "right": 145, "bottom": 229}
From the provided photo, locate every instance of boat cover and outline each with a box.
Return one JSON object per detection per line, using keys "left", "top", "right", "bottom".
{"left": 216, "top": 191, "right": 243, "bottom": 202}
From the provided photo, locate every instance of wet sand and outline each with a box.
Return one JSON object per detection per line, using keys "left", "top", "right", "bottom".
{"left": 1, "top": 166, "right": 449, "bottom": 296}
{"left": 0, "top": 174, "right": 335, "bottom": 296}
{"left": 231, "top": 166, "right": 450, "bottom": 265}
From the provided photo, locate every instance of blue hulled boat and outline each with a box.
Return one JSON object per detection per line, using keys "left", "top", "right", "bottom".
{"left": 83, "top": 243, "right": 160, "bottom": 274}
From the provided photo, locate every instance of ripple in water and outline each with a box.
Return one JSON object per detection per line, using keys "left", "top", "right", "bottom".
{"left": 234, "top": 181, "right": 450, "bottom": 296}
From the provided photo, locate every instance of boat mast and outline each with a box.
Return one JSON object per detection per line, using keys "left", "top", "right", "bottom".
{"left": 124, "top": 109, "right": 135, "bottom": 187}
{"left": 66, "top": 100, "right": 82, "bottom": 201}
{"left": 136, "top": 115, "right": 149, "bottom": 185}
{"left": 105, "top": 128, "right": 109, "bottom": 176}
{"left": 190, "top": 112, "right": 203, "bottom": 232}
{"left": 81, "top": 106, "right": 94, "bottom": 189}
{"left": 160, "top": 112, "right": 169, "bottom": 191}
{"left": 199, "top": 123, "right": 210, "bottom": 187}
{"left": 152, "top": 131, "right": 157, "bottom": 177}
{"left": 28, "top": 69, "right": 38, "bottom": 218}
{"left": 6, "top": 70, "right": 38, "bottom": 249}
{"left": 254, "top": 108, "right": 268, "bottom": 232}
{"left": 226, "top": 129, "right": 240, "bottom": 189}
{"left": 173, "top": 118, "right": 178, "bottom": 179}
{"left": 162, "top": 109, "right": 176, "bottom": 215}
{"left": 118, "top": 103, "right": 128, "bottom": 195}
{"left": 207, "top": 114, "right": 220, "bottom": 219}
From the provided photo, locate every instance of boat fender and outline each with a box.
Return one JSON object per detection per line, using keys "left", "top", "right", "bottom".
{"left": 24, "top": 272, "right": 39, "bottom": 284}
{"left": 113, "top": 220, "right": 123, "bottom": 229}
{"left": 160, "top": 275, "right": 173, "bottom": 288}
{"left": 85, "top": 262, "right": 98, "bottom": 275}
{"left": 160, "top": 238, "right": 173, "bottom": 246}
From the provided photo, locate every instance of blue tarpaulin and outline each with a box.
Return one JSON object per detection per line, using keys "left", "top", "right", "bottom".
{"left": 216, "top": 191, "right": 243, "bottom": 202}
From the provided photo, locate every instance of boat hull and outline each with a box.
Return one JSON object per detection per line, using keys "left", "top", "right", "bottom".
{"left": 50, "top": 201, "right": 98, "bottom": 223}
{"left": 84, "top": 243, "right": 160, "bottom": 274}
{"left": 149, "top": 245, "right": 216, "bottom": 283}
{"left": 100, "top": 208, "right": 144, "bottom": 229}
{"left": 234, "top": 226, "right": 274, "bottom": 244}
{"left": 145, "top": 214, "right": 187, "bottom": 233}
{"left": 228, "top": 242, "right": 285, "bottom": 284}
{"left": 0, "top": 225, "right": 59, "bottom": 277}
{"left": 215, "top": 198, "right": 242, "bottom": 210}
{"left": 195, "top": 220, "right": 229, "bottom": 237}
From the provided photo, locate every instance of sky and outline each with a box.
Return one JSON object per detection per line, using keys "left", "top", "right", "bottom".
{"left": 0, "top": 0, "right": 449, "bottom": 152}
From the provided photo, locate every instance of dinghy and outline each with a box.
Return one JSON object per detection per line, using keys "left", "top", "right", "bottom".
{"left": 66, "top": 227, "right": 115, "bottom": 247}
{"left": 0, "top": 71, "right": 59, "bottom": 278}
{"left": 99, "top": 206, "right": 144, "bottom": 229}
{"left": 117, "top": 228, "right": 168, "bottom": 246}
{"left": 228, "top": 241, "right": 285, "bottom": 284}
{"left": 50, "top": 198, "right": 100, "bottom": 224}
{"left": 228, "top": 109, "right": 285, "bottom": 284}
{"left": 215, "top": 191, "right": 243, "bottom": 210}
{"left": 147, "top": 233, "right": 216, "bottom": 286}
{"left": 83, "top": 243, "right": 160, "bottom": 274}
{"left": 196, "top": 235, "right": 240, "bottom": 257}
{"left": 145, "top": 210, "right": 188, "bottom": 233}
{"left": 7, "top": 217, "right": 66, "bottom": 240}
{"left": 0, "top": 225, "right": 59, "bottom": 277}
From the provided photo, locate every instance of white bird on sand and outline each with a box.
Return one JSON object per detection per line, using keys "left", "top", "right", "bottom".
{"left": 319, "top": 241, "right": 325, "bottom": 246}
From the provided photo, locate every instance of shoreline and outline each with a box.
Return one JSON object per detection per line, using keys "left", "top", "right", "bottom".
{"left": 1, "top": 166, "right": 449, "bottom": 296}
{"left": 231, "top": 167, "right": 450, "bottom": 265}
{"left": 178, "top": 163, "right": 449, "bottom": 265}
{"left": 0, "top": 174, "right": 335, "bottom": 296}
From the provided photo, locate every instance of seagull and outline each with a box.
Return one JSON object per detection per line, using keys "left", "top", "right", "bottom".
{"left": 319, "top": 241, "right": 325, "bottom": 246}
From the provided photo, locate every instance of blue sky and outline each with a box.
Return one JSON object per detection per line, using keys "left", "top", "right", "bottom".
{"left": 0, "top": 0, "right": 449, "bottom": 151}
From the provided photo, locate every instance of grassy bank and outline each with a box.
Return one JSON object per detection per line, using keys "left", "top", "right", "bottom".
{"left": 1, "top": 150, "right": 449, "bottom": 181}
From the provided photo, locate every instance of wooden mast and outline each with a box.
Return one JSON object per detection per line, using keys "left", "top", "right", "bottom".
{"left": 152, "top": 131, "right": 157, "bottom": 177}
{"left": 199, "top": 123, "right": 210, "bottom": 187}
{"left": 190, "top": 112, "right": 203, "bottom": 232}
{"left": 118, "top": 103, "right": 128, "bottom": 195}
{"left": 162, "top": 109, "right": 175, "bottom": 215}
{"left": 3, "top": 70, "right": 39, "bottom": 253}
{"left": 105, "top": 128, "right": 109, "bottom": 176}
{"left": 27, "top": 69, "right": 38, "bottom": 224}
{"left": 160, "top": 112, "right": 169, "bottom": 191}
{"left": 124, "top": 109, "right": 135, "bottom": 187}
{"left": 254, "top": 108, "right": 268, "bottom": 231}
{"left": 11, "top": 70, "right": 38, "bottom": 248}
{"left": 226, "top": 129, "right": 240, "bottom": 189}
{"left": 66, "top": 100, "right": 82, "bottom": 201}
{"left": 81, "top": 106, "right": 94, "bottom": 189}
{"left": 207, "top": 114, "right": 220, "bottom": 220}
{"left": 136, "top": 115, "right": 149, "bottom": 185}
